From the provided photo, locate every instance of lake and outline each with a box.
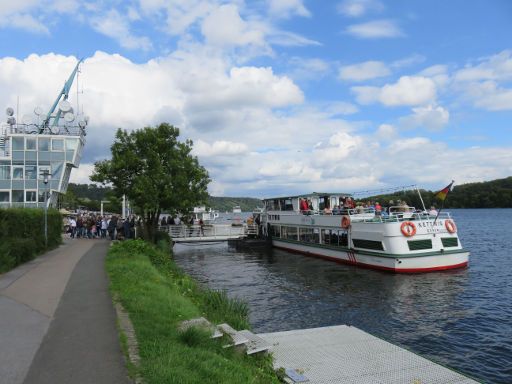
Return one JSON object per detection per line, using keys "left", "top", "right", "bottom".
{"left": 173, "top": 209, "right": 512, "bottom": 384}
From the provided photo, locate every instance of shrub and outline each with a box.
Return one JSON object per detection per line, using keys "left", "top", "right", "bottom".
{"left": 0, "top": 207, "right": 62, "bottom": 272}
{"left": 0, "top": 238, "right": 36, "bottom": 273}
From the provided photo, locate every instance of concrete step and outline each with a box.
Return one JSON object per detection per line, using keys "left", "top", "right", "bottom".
{"left": 217, "top": 323, "right": 249, "bottom": 347}
{"left": 237, "top": 330, "right": 272, "bottom": 355}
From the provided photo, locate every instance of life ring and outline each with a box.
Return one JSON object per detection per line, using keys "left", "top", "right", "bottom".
{"left": 400, "top": 221, "right": 416, "bottom": 237}
{"left": 445, "top": 219, "right": 457, "bottom": 234}
{"left": 341, "top": 215, "right": 351, "bottom": 229}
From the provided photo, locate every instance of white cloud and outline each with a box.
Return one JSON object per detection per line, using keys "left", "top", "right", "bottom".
{"left": 201, "top": 4, "right": 266, "bottom": 47}
{"left": 3, "top": 51, "right": 512, "bottom": 197}
{"left": 450, "top": 51, "right": 512, "bottom": 111}
{"left": 465, "top": 81, "right": 512, "bottom": 111}
{"left": 338, "top": 60, "right": 390, "bottom": 81}
{"left": 375, "top": 124, "right": 397, "bottom": 140}
{"left": 454, "top": 50, "right": 512, "bottom": 82}
{"left": 1, "top": 13, "right": 49, "bottom": 34}
{"left": 0, "top": 1, "right": 39, "bottom": 16}
{"left": 345, "top": 20, "right": 403, "bottom": 39}
{"left": 352, "top": 76, "right": 437, "bottom": 106}
{"left": 193, "top": 140, "right": 249, "bottom": 157}
{"left": 90, "top": 9, "right": 153, "bottom": 51}
{"left": 391, "top": 54, "right": 425, "bottom": 69}
{"left": 268, "top": 0, "right": 311, "bottom": 18}
{"left": 400, "top": 105, "right": 450, "bottom": 131}
{"left": 337, "top": 0, "right": 384, "bottom": 18}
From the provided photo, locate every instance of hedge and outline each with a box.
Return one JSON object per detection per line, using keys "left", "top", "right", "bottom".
{"left": 0, "top": 208, "right": 62, "bottom": 273}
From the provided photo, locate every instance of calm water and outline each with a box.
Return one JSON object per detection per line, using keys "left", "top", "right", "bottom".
{"left": 173, "top": 209, "right": 512, "bottom": 383}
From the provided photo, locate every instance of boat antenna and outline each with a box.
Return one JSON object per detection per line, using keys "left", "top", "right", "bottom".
{"left": 40, "top": 58, "right": 83, "bottom": 133}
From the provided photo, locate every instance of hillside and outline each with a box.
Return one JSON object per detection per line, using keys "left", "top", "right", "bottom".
{"left": 359, "top": 177, "right": 512, "bottom": 209}
{"left": 207, "top": 196, "right": 262, "bottom": 212}
{"left": 65, "top": 177, "right": 512, "bottom": 211}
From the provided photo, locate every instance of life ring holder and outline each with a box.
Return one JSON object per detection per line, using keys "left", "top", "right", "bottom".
{"left": 445, "top": 219, "right": 457, "bottom": 234}
{"left": 400, "top": 221, "right": 416, "bottom": 237}
{"left": 341, "top": 215, "right": 351, "bottom": 229}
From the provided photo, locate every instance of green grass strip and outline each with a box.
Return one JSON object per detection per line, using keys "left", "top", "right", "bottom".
{"left": 106, "top": 240, "right": 279, "bottom": 384}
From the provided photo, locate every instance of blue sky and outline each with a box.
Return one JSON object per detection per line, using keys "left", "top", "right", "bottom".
{"left": 1, "top": 0, "right": 511, "bottom": 197}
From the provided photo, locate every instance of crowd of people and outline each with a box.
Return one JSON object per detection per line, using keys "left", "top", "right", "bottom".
{"left": 66, "top": 213, "right": 138, "bottom": 240}
{"left": 299, "top": 197, "right": 438, "bottom": 217}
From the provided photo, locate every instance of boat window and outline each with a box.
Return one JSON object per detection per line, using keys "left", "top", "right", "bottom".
{"left": 299, "top": 227, "right": 319, "bottom": 243}
{"left": 281, "top": 226, "right": 297, "bottom": 240}
{"left": 52, "top": 139, "right": 64, "bottom": 151}
{"left": 271, "top": 225, "right": 281, "bottom": 238}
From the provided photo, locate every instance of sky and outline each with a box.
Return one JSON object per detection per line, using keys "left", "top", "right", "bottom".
{"left": 1, "top": 0, "right": 512, "bottom": 198}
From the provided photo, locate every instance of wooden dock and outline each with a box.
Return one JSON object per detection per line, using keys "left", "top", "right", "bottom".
{"left": 258, "top": 325, "right": 479, "bottom": 384}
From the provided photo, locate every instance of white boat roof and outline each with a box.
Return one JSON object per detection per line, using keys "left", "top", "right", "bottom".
{"left": 263, "top": 192, "right": 353, "bottom": 201}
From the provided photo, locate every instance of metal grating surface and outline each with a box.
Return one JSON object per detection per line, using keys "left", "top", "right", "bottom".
{"left": 258, "top": 325, "right": 478, "bottom": 384}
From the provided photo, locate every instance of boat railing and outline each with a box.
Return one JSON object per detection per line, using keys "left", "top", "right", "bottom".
{"left": 266, "top": 207, "right": 452, "bottom": 224}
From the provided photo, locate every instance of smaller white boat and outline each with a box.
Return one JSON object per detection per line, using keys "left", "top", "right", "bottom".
{"left": 232, "top": 205, "right": 242, "bottom": 214}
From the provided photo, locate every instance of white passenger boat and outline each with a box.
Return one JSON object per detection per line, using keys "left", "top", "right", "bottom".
{"left": 232, "top": 205, "right": 242, "bottom": 214}
{"left": 262, "top": 192, "right": 469, "bottom": 273}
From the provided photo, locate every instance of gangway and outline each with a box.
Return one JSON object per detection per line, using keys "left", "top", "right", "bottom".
{"left": 163, "top": 224, "right": 259, "bottom": 243}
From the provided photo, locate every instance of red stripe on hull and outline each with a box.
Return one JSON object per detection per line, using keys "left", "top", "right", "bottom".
{"left": 273, "top": 244, "right": 468, "bottom": 274}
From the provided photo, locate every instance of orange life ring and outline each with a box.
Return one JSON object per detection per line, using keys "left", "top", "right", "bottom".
{"left": 341, "top": 215, "right": 351, "bottom": 229}
{"left": 445, "top": 219, "right": 457, "bottom": 233}
{"left": 400, "top": 221, "right": 416, "bottom": 237}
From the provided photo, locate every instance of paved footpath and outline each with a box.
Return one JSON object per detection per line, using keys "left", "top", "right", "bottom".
{"left": 0, "top": 239, "right": 131, "bottom": 384}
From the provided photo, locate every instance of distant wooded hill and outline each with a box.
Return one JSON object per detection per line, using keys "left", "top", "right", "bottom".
{"left": 66, "top": 177, "right": 512, "bottom": 210}
{"left": 207, "top": 196, "right": 263, "bottom": 212}
{"left": 358, "top": 177, "right": 512, "bottom": 209}
{"left": 65, "top": 183, "right": 262, "bottom": 212}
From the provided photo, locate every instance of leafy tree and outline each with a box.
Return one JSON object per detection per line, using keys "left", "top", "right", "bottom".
{"left": 91, "top": 123, "right": 210, "bottom": 241}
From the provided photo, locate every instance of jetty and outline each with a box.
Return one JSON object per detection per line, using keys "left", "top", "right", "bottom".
{"left": 163, "top": 223, "right": 259, "bottom": 243}
{"left": 258, "top": 325, "right": 479, "bottom": 384}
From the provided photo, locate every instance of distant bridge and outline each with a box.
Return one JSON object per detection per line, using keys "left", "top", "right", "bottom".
{"left": 161, "top": 224, "right": 259, "bottom": 243}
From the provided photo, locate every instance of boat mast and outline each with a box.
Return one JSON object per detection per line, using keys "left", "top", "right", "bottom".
{"left": 416, "top": 186, "right": 427, "bottom": 211}
{"left": 40, "top": 59, "right": 83, "bottom": 132}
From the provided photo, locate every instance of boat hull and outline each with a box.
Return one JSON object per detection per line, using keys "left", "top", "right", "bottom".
{"left": 272, "top": 239, "right": 469, "bottom": 273}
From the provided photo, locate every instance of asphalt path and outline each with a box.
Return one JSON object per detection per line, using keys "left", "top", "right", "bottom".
{"left": 22, "top": 241, "right": 131, "bottom": 384}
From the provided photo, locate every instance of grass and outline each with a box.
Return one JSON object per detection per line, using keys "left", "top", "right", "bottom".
{"left": 106, "top": 240, "right": 280, "bottom": 384}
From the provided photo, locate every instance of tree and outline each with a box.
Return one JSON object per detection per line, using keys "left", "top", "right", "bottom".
{"left": 91, "top": 123, "right": 210, "bottom": 241}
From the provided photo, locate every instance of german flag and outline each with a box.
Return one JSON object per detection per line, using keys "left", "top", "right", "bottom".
{"left": 435, "top": 181, "right": 454, "bottom": 201}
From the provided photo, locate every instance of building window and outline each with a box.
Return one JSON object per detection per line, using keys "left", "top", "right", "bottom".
{"left": 26, "top": 137, "right": 37, "bottom": 150}
{"left": 38, "top": 138, "right": 50, "bottom": 151}
{"left": 0, "top": 191, "right": 9, "bottom": 202}
{"left": 12, "top": 137, "right": 24, "bottom": 150}
{"left": 0, "top": 165, "right": 10, "bottom": 179}
{"left": 52, "top": 139, "right": 64, "bottom": 151}
{"left": 51, "top": 162, "right": 63, "bottom": 179}
{"left": 25, "top": 190, "right": 37, "bottom": 202}
{"left": 12, "top": 190, "right": 24, "bottom": 202}
{"left": 66, "top": 138, "right": 78, "bottom": 151}
{"left": 25, "top": 165, "right": 37, "bottom": 180}
{"left": 13, "top": 166, "right": 24, "bottom": 179}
